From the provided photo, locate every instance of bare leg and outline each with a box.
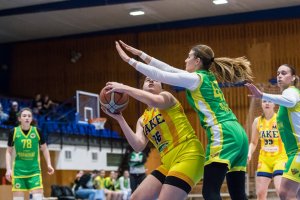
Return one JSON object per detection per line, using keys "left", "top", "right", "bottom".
{"left": 130, "top": 174, "right": 162, "bottom": 200}
{"left": 256, "top": 176, "right": 272, "bottom": 200}
{"left": 158, "top": 184, "right": 187, "bottom": 200}
{"left": 279, "top": 177, "right": 300, "bottom": 200}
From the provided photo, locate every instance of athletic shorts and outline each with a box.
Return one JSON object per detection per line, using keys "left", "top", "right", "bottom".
{"left": 12, "top": 174, "right": 43, "bottom": 191}
{"left": 152, "top": 138, "right": 205, "bottom": 193}
{"left": 205, "top": 120, "right": 248, "bottom": 172}
{"left": 283, "top": 151, "right": 300, "bottom": 183}
{"left": 257, "top": 153, "right": 287, "bottom": 178}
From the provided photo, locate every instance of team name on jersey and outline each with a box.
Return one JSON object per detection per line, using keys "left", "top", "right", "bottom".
{"left": 260, "top": 130, "right": 279, "bottom": 139}
{"left": 143, "top": 113, "right": 165, "bottom": 136}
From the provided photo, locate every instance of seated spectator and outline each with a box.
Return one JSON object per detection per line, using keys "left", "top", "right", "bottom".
{"left": 4, "top": 101, "right": 19, "bottom": 126}
{"left": 118, "top": 170, "right": 131, "bottom": 200}
{"left": 0, "top": 102, "right": 9, "bottom": 123}
{"left": 32, "top": 93, "right": 43, "bottom": 115}
{"left": 73, "top": 170, "right": 105, "bottom": 200}
{"left": 42, "top": 94, "right": 58, "bottom": 114}
{"left": 104, "top": 171, "right": 122, "bottom": 200}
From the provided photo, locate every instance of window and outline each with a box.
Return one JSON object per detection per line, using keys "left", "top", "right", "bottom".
{"left": 107, "top": 153, "right": 123, "bottom": 166}
{"left": 92, "top": 152, "right": 98, "bottom": 161}
{"left": 65, "top": 150, "right": 72, "bottom": 160}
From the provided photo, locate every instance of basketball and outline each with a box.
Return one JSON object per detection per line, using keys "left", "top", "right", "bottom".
{"left": 99, "top": 87, "right": 129, "bottom": 114}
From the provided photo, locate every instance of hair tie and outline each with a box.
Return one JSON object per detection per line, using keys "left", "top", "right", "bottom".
{"left": 211, "top": 57, "right": 214, "bottom": 62}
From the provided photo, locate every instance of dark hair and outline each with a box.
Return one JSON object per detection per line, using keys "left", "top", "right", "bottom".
{"left": 282, "top": 64, "right": 299, "bottom": 87}
{"left": 192, "top": 44, "right": 253, "bottom": 83}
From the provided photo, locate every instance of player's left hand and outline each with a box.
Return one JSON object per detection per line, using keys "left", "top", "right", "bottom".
{"left": 47, "top": 165, "right": 55, "bottom": 175}
{"left": 245, "top": 83, "right": 263, "bottom": 99}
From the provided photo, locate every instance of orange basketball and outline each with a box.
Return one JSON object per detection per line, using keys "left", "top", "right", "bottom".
{"left": 99, "top": 87, "right": 129, "bottom": 114}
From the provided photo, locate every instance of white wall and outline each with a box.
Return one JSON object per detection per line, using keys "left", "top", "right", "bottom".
{"left": 0, "top": 142, "right": 124, "bottom": 171}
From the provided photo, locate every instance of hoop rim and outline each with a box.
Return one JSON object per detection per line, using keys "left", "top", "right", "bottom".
{"left": 88, "top": 117, "right": 107, "bottom": 124}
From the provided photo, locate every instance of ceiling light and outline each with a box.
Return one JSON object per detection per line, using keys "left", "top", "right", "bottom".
{"left": 129, "top": 10, "right": 145, "bottom": 16}
{"left": 213, "top": 0, "right": 228, "bottom": 5}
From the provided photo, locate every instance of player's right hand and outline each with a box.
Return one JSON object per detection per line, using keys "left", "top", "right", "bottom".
{"left": 119, "top": 40, "right": 142, "bottom": 56}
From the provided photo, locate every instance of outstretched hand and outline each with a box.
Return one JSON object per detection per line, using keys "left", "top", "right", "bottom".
{"left": 119, "top": 40, "right": 142, "bottom": 56}
{"left": 245, "top": 83, "right": 263, "bottom": 99}
{"left": 115, "top": 41, "right": 131, "bottom": 63}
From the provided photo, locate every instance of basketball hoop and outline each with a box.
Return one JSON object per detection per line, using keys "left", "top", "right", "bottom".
{"left": 88, "top": 118, "right": 107, "bottom": 130}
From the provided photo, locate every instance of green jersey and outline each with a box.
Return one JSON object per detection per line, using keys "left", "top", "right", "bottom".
{"left": 186, "top": 70, "right": 237, "bottom": 129}
{"left": 13, "top": 126, "right": 41, "bottom": 177}
{"left": 277, "top": 86, "right": 300, "bottom": 156}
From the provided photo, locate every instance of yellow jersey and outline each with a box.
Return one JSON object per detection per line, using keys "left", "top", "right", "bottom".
{"left": 142, "top": 101, "right": 197, "bottom": 157}
{"left": 257, "top": 114, "right": 287, "bottom": 157}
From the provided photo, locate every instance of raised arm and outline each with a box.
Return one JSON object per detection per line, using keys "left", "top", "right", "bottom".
{"left": 248, "top": 117, "right": 259, "bottom": 163}
{"left": 119, "top": 40, "right": 185, "bottom": 73}
{"left": 246, "top": 83, "right": 299, "bottom": 107}
{"left": 115, "top": 42, "right": 200, "bottom": 90}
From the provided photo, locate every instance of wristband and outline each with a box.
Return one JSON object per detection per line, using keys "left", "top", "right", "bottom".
{"left": 128, "top": 58, "right": 136, "bottom": 66}
{"left": 140, "top": 52, "right": 148, "bottom": 60}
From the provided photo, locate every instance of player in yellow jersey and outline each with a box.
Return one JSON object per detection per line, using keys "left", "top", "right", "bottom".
{"left": 248, "top": 100, "right": 287, "bottom": 200}
{"left": 102, "top": 77, "right": 205, "bottom": 200}
{"left": 5, "top": 108, "right": 54, "bottom": 200}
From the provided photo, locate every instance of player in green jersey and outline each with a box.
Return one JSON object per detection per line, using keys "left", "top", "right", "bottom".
{"left": 115, "top": 41, "right": 253, "bottom": 200}
{"left": 5, "top": 108, "right": 54, "bottom": 200}
{"left": 246, "top": 64, "right": 300, "bottom": 200}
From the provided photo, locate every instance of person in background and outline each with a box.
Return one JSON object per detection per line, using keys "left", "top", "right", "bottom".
{"left": 118, "top": 170, "right": 131, "bottom": 200}
{"left": 5, "top": 107, "right": 54, "bottom": 200}
{"left": 246, "top": 64, "right": 300, "bottom": 200}
{"left": 0, "top": 102, "right": 9, "bottom": 123}
{"left": 104, "top": 171, "right": 122, "bottom": 200}
{"left": 248, "top": 100, "right": 287, "bottom": 200}
{"left": 5, "top": 101, "right": 19, "bottom": 126}
{"left": 128, "top": 150, "right": 147, "bottom": 192}
{"left": 74, "top": 170, "right": 105, "bottom": 200}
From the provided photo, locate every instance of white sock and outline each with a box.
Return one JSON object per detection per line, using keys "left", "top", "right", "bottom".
{"left": 13, "top": 197, "right": 24, "bottom": 200}
{"left": 32, "top": 193, "right": 43, "bottom": 200}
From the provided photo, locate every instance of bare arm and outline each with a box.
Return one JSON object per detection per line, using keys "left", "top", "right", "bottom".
{"left": 102, "top": 110, "right": 148, "bottom": 152}
{"left": 248, "top": 117, "right": 259, "bottom": 163}
{"left": 5, "top": 147, "right": 13, "bottom": 182}
{"left": 105, "top": 82, "right": 176, "bottom": 109}
{"left": 40, "top": 143, "right": 55, "bottom": 175}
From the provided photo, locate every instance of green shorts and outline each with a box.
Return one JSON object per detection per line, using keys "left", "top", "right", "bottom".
{"left": 205, "top": 120, "right": 248, "bottom": 172}
{"left": 283, "top": 151, "right": 300, "bottom": 183}
{"left": 12, "top": 174, "right": 43, "bottom": 191}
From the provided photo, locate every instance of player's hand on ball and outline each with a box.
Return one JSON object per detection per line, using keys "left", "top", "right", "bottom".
{"left": 105, "top": 82, "right": 127, "bottom": 93}
{"left": 101, "top": 106, "right": 122, "bottom": 119}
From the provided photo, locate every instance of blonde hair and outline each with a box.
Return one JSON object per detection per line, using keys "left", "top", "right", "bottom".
{"left": 192, "top": 45, "right": 254, "bottom": 83}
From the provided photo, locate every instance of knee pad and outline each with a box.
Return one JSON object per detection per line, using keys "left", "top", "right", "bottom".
{"left": 32, "top": 193, "right": 43, "bottom": 200}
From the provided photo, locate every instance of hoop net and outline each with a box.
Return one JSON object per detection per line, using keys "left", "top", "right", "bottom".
{"left": 88, "top": 118, "right": 107, "bottom": 130}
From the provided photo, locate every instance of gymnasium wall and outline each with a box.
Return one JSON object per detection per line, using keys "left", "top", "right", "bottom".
{"left": 6, "top": 18, "right": 300, "bottom": 181}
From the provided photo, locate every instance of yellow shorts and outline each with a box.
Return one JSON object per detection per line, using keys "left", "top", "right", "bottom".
{"left": 283, "top": 151, "right": 300, "bottom": 183}
{"left": 152, "top": 138, "right": 205, "bottom": 193}
{"left": 257, "top": 154, "right": 287, "bottom": 178}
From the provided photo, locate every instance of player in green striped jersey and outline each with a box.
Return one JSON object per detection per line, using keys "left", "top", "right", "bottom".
{"left": 5, "top": 108, "right": 54, "bottom": 200}
{"left": 246, "top": 64, "right": 300, "bottom": 200}
{"left": 115, "top": 41, "right": 253, "bottom": 200}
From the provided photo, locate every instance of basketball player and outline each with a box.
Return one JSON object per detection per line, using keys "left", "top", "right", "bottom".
{"left": 115, "top": 40, "right": 253, "bottom": 200}
{"left": 246, "top": 64, "right": 300, "bottom": 200}
{"left": 248, "top": 100, "right": 287, "bottom": 200}
{"left": 102, "top": 77, "right": 205, "bottom": 200}
{"left": 5, "top": 108, "right": 54, "bottom": 200}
